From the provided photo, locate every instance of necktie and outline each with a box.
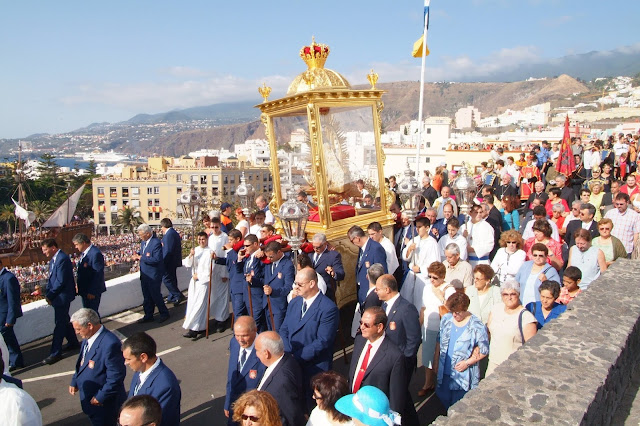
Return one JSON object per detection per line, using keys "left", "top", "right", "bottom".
{"left": 134, "top": 377, "right": 142, "bottom": 396}
{"left": 358, "top": 249, "right": 363, "bottom": 266}
{"left": 302, "top": 301, "right": 308, "bottom": 317}
{"left": 239, "top": 349, "right": 247, "bottom": 372}
{"left": 381, "top": 302, "right": 388, "bottom": 313}
{"left": 313, "top": 253, "right": 318, "bottom": 267}
{"left": 353, "top": 344, "right": 373, "bottom": 392}
{"left": 49, "top": 259, "right": 54, "bottom": 275}
{"left": 80, "top": 343, "right": 89, "bottom": 365}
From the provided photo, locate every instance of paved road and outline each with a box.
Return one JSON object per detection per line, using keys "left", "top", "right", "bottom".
{"left": 12, "top": 298, "right": 445, "bottom": 425}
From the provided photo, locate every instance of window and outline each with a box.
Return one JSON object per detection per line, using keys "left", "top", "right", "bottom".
{"left": 200, "top": 187, "right": 207, "bottom": 196}
{"left": 230, "top": 175, "right": 235, "bottom": 184}
{"left": 177, "top": 187, "right": 182, "bottom": 194}
{"left": 426, "top": 142, "right": 431, "bottom": 148}
{"left": 153, "top": 186, "right": 160, "bottom": 194}
{"left": 176, "top": 174, "right": 182, "bottom": 183}
{"left": 148, "top": 212, "right": 154, "bottom": 221}
{"left": 122, "top": 187, "right": 129, "bottom": 198}
{"left": 425, "top": 157, "right": 431, "bottom": 163}
{"left": 110, "top": 200, "right": 118, "bottom": 212}
{"left": 110, "top": 187, "right": 117, "bottom": 197}
{"left": 131, "top": 187, "right": 139, "bottom": 196}
{"left": 97, "top": 187, "right": 105, "bottom": 198}
{"left": 131, "top": 200, "right": 140, "bottom": 207}
{"left": 426, "top": 128, "right": 431, "bottom": 134}
{"left": 111, "top": 213, "right": 118, "bottom": 223}
{"left": 212, "top": 187, "right": 219, "bottom": 196}
{"left": 148, "top": 199, "right": 153, "bottom": 207}
{"left": 147, "top": 187, "right": 153, "bottom": 195}
{"left": 154, "top": 212, "right": 160, "bottom": 220}
{"left": 212, "top": 175, "right": 219, "bottom": 183}
{"left": 122, "top": 200, "right": 130, "bottom": 207}
{"left": 223, "top": 176, "right": 228, "bottom": 184}
{"left": 154, "top": 199, "right": 160, "bottom": 206}
{"left": 200, "top": 175, "right": 207, "bottom": 185}
{"left": 98, "top": 212, "right": 106, "bottom": 225}
{"left": 191, "top": 175, "right": 198, "bottom": 184}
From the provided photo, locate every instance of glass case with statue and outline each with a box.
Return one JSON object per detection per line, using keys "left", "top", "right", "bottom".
{"left": 256, "top": 38, "right": 393, "bottom": 238}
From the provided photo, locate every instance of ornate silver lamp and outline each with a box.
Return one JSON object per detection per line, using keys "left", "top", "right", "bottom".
{"left": 451, "top": 162, "right": 477, "bottom": 225}
{"left": 235, "top": 171, "right": 255, "bottom": 217}
{"left": 179, "top": 185, "right": 203, "bottom": 246}
{"left": 277, "top": 186, "right": 309, "bottom": 263}
{"left": 396, "top": 164, "right": 422, "bottom": 222}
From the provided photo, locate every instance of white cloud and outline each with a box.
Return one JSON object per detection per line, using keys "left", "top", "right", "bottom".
{"left": 60, "top": 73, "right": 292, "bottom": 112}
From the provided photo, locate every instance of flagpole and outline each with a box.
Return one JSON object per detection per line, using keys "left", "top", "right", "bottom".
{"left": 416, "top": 0, "right": 430, "bottom": 180}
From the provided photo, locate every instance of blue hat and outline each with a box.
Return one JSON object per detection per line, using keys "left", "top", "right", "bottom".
{"left": 220, "top": 202, "right": 232, "bottom": 210}
{"left": 335, "top": 386, "right": 401, "bottom": 426}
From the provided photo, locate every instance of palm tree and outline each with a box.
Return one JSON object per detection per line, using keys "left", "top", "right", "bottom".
{"left": 29, "top": 200, "right": 53, "bottom": 226}
{"left": 0, "top": 205, "right": 15, "bottom": 234}
{"left": 113, "top": 206, "right": 144, "bottom": 235}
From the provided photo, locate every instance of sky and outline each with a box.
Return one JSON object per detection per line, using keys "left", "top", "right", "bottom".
{"left": 1, "top": 0, "right": 639, "bottom": 139}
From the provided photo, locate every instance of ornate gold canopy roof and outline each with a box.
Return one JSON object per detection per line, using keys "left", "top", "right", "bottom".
{"left": 286, "top": 37, "right": 351, "bottom": 96}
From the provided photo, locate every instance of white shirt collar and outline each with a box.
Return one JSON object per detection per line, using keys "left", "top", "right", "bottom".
{"left": 582, "top": 220, "right": 594, "bottom": 230}
{"left": 384, "top": 293, "right": 400, "bottom": 316}
{"left": 258, "top": 354, "right": 284, "bottom": 390}
{"left": 82, "top": 245, "right": 92, "bottom": 258}
{"left": 238, "top": 342, "right": 255, "bottom": 363}
{"left": 138, "top": 357, "right": 162, "bottom": 387}
{"left": 85, "top": 325, "right": 104, "bottom": 352}
{"left": 303, "top": 290, "right": 321, "bottom": 309}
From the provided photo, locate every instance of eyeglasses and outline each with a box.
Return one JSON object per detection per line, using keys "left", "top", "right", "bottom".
{"left": 359, "top": 320, "right": 380, "bottom": 328}
{"left": 532, "top": 254, "right": 546, "bottom": 258}
{"left": 599, "top": 227, "right": 611, "bottom": 231}
{"left": 428, "top": 275, "right": 442, "bottom": 280}
{"left": 294, "top": 281, "right": 311, "bottom": 287}
{"left": 241, "top": 414, "right": 260, "bottom": 422}
{"left": 312, "top": 394, "right": 323, "bottom": 400}
{"left": 502, "top": 292, "right": 518, "bottom": 298}
{"left": 506, "top": 241, "right": 517, "bottom": 244}
{"left": 615, "top": 203, "right": 627, "bottom": 206}
{"left": 243, "top": 244, "right": 252, "bottom": 248}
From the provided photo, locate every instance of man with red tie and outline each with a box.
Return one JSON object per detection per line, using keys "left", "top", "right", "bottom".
{"left": 348, "top": 306, "right": 416, "bottom": 425}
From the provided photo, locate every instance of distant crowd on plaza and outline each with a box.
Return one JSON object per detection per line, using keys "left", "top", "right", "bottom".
{"left": 2, "top": 131, "right": 640, "bottom": 425}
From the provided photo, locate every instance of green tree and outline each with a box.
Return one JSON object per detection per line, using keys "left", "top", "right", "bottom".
{"left": 113, "top": 206, "right": 144, "bottom": 235}
{"left": 28, "top": 200, "right": 52, "bottom": 225}
{"left": 0, "top": 204, "right": 15, "bottom": 234}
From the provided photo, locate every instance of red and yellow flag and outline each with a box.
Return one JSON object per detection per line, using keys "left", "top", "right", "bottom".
{"left": 557, "top": 115, "right": 576, "bottom": 177}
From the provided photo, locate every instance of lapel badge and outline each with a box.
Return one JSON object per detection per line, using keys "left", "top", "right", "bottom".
{"left": 389, "top": 321, "right": 396, "bottom": 331}
{"left": 83, "top": 262, "right": 89, "bottom": 268}
{"left": 249, "top": 369, "right": 257, "bottom": 379}
{"left": 146, "top": 252, "right": 151, "bottom": 257}
{"left": 277, "top": 272, "right": 282, "bottom": 279}
{"left": 365, "top": 261, "right": 370, "bottom": 268}
{"left": 88, "top": 360, "right": 95, "bottom": 369}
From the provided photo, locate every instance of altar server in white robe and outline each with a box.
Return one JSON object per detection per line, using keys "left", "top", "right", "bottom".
{"left": 460, "top": 204, "right": 495, "bottom": 267}
{"left": 401, "top": 216, "right": 440, "bottom": 308}
{"left": 182, "top": 232, "right": 213, "bottom": 339}
{"left": 208, "top": 218, "right": 230, "bottom": 333}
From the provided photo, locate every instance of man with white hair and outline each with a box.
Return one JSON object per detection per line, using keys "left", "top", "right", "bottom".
{"left": 310, "top": 233, "right": 345, "bottom": 302}
{"left": 255, "top": 195, "right": 275, "bottom": 225}
{"left": 134, "top": 224, "right": 170, "bottom": 324}
{"left": 69, "top": 308, "right": 127, "bottom": 426}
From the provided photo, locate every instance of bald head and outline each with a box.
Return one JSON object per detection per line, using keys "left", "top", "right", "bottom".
{"left": 255, "top": 331, "right": 284, "bottom": 367}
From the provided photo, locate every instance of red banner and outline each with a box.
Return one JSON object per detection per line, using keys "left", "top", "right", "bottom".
{"left": 557, "top": 115, "right": 576, "bottom": 177}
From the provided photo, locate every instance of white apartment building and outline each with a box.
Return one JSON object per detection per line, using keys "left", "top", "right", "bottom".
{"left": 455, "top": 106, "right": 481, "bottom": 129}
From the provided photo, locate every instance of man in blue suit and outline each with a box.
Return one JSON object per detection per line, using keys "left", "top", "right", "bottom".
{"left": 122, "top": 332, "right": 181, "bottom": 426}
{"left": 160, "top": 218, "right": 185, "bottom": 305}
{"left": 374, "top": 274, "right": 421, "bottom": 426}
{"left": 225, "top": 229, "right": 248, "bottom": 319}
{"left": 236, "top": 234, "right": 265, "bottom": 331}
{"left": 262, "top": 241, "right": 294, "bottom": 332}
{"left": 310, "top": 233, "right": 345, "bottom": 301}
{"left": 348, "top": 226, "right": 387, "bottom": 305}
{"left": 224, "top": 316, "right": 265, "bottom": 424}
{"left": 0, "top": 258, "right": 24, "bottom": 371}
{"left": 280, "top": 267, "right": 339, "bottom": 409}
{"left": 42, "top": 238, "right": 79, "bottom": 364}
{"left": 255, "top": 331, "right": 306, "bottom": 426}
{"left": 134, "top": 224, "right": 170, "bottom": 324}
{"left": 72, "top": 233, "right": 106, "bottom": 316}
{"left": 69, "top": 308, "right": 126, "bottom": 426}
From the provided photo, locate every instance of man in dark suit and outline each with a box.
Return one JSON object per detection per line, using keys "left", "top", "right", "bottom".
{"left": 374, "top": 274, "right": 421, "bottom": 425}
{"left": 279, "top": 267, "right": 339, "bottom": 408}
{"left": 348, "top": 306, "right": 416, "bottom": 425}
{"left": 160, "top": 218, "right": 185, "bottom": 306}
{"left": 394, "top": 213, "right": 417, "bottom": 284}
{"left": 255, "top": 331, "right": 306, "bottom": 426}
{"left": 134, "top": 224, "right": 170, "bottom": 324}
{"left": 224, "top": 316, "right": 265, "bottom": 424}
{"left": 430, "top": 204, "right": 454, "bottom": 241}
{"left": 122, "top": 332, "right": 181, "bottom": 426}
{"left": 237, "top": 234, "right": 265, "bottom": 331}
{"left": 348, "top": 226, "right": 387, "bottom": 305}
{"left": 421, "top": 176, "right": 438, "bottom": 207}
{"left": 565, "top": 203, "right": 599, "bottom": 247}
{"left": 225, "top": 229, "right": 248, "bottom": 319}
{"left": 72, "top": 233, "right": 106, "bottom": 315}
{"left": 495, "top": 174, "right": 518, "bottom": 200}
{"left": 42, "top": 238, "right": 79, "bottom": 364}
{"left": 310, "top": 233, "right": 345, "bottom": 301}
{"left": 0, "top": 258, "right": 24, "bottom": 371}
{"left": 262, "top": 241, "right": 295, "bottom": 332}
{"left": 69, "top": 308, "right": 126, "bottom": 425}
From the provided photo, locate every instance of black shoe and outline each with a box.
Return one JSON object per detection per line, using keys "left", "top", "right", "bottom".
{"left": 183, "top": 330, "right": 197, "bottom": 338}
{"left": 173, "top": 295, "right": 187, "bottom": 306}
{"left": 191, "top": 331, "right": 205, "bottom": 341}
{"left": 157, "top": 315, "right": 170, "bottom": 323}
{"left": 63, "top": 342, "right": 80, "bottom": 352}
{"left": 137, "top": 317, "right": 154, "bottom": 324}
{"left": 42, "top": 355, "right": 62, "bottom": 365}
{"left": 217, "top": 324, "right": 227, "bottom": 333}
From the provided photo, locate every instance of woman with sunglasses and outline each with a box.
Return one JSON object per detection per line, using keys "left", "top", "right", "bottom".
{"left": 523, "top": 220, "right": 563, "bottom": 271}
{"left": 307, "top": 371, "right": 354, "bottom": 426}
{"left": 232, "top": 390, "right": 282, "bottom": 426}
{"left": 485, "top": 279, "right": 537, "bottom": 377}
{"left": 435, "top": 292, "right": 489, "bottom": 409}
{"left": 515, "top": 243, "right": 560, "bottom": 307}
{"left": 417, "top": 262, "right": 447, "bottom": 397}
{"left": 591, "top": 218, "right": 627, "bottom": 266}
{"left": 490, "top": 229, "right": 526, "bottom": 286}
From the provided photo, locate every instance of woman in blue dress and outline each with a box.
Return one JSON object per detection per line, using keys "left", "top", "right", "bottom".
{"left": 525, "top": 280, "right": 567, "bottom": 329}
{"left": 436, "top": 292, "right": 489, "bottom": 409}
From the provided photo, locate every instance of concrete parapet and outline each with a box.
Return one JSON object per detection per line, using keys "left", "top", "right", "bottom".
{"left": 433, "top": 259, "right": 640, "bottom": 425}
